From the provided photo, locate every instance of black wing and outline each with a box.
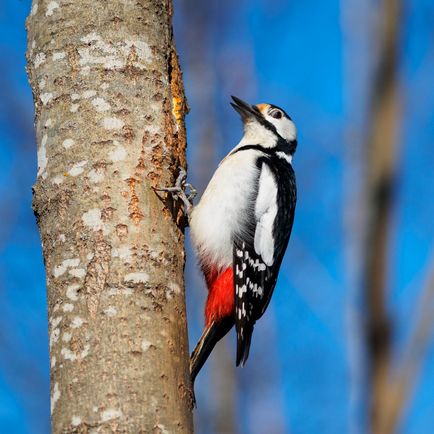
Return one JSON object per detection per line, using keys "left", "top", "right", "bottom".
{"left": 234, "top": 157, "right": 296, "bottom": 366}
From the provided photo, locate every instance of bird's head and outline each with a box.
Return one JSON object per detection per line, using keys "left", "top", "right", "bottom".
{"left": 231, "top": 96, "right": 297, "bottom": 153}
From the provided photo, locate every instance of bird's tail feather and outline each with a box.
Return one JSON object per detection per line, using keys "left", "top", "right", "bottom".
{"left": 190, "top": 317, "right": 234, "bottom": 386}
{"left": 236, "top": 324, "right": 254, "bottom": 367}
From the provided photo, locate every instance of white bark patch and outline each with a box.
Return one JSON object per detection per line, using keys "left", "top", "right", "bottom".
{"left": 62, "top": 332, "right": 72, "bottom": 342}
{"left": 82, "top": 208, "right": 102, "bottom": 231}
{"left": 122, "top": 288, "right": 133, "bottom": 296}
{"left": 41, "top": 92, "right": 54, "bottom": 105}
{"left": 68, "top": 160, "right": 87, "bottom": 176}
{"left": 61, "top": 348, "right": 76, "bottom": 361}
{"left": 69, "top": 268, "right": 86, "bottom": 278}
{"left": 58, "top": 234, "right": 66, "bottom": 242}
{"left": 91, "top": 97, "right": 110, "bottom": 112}
{"left": 45, "top": 118, "right": 53, "bottom": 127}
{"left": 71, "top": 416, "right": 81, "bottom": 427}
{"left": 109, "top": 145, "right": 127, "bottom": 162}
{"left": 61, "top": 345, "right": 90, "bottom": 361}
{"left": 70, "top": 103, "right": 80, "bottom": 113}
{"left": 168, "top": 282, "right": 181, "bottom": 294}
{"left": 82, "top": 90, "right": 97, "bottom": 99}
{"left": 88, "top": 168, "right": 104, "bottom": 183}
{"left": 51, "top": 382, "right": 60, "bottom": 415}
{"left": 66, "top": 284, "right": 80, "bottom": 301}
{"left": 71, "top": 93, "right": 80, "bottom": 101}
{"left": 62, "top": 138, "right": 75, "bottom": 149}
{"left": 51, "top": 316, "right": 63, "bottom": 328}
{"left": 80, "top": 66, "right": 91, "bottom": 76}
{"left": 39, "top": 78, "right": 46, "bottom": 90}
{"left": 62, "top": 304, "right": 74, "bottom": 313}
{"left": 50, "top": 327, "right": 60, "bottom": 349}
{"left": 46, "top": 1, "right": 59, "bottom": 16}
{"left": 71, "top": 316, "right": 84, "bottom": 328}
{"left": 52, "top": 175, "right": 64, "bottom": 185}
{"left": 37, "top": 134, "right": 48, "bottom": 179}
{"left": 34, "top": 52, "right": 46, "bottom": 68}
{"left": 51, "top": 356, "right": 56, "bottom": 368}
{"left": 103, "top": 306, "right": 117, "bottom": 317}
{"left": 166, "top": 282, "right": 181, "bottom": 299}
{"left": 112, "top": 246, "right": 132, "bottom": 262}
{"left": 124, "top": 272, "right": 149, "bottom": 284}
{"left": 141, "top": 339, "right": 151, "bottom": 352}
{"left": 156, "top": 424, "right": 171, "bottom": 434}
{"left": 53, "top": 258, "right": 80, "bottom": 278}
{"left": 78, "top": 33, "right": 153, "bottom": 71}
{"left": 100, "top": 409, "right": 123, "bottom": 422}
{"left": 144, "top": 124, "right": 161, "bottom": 135}
{"left": 124, "top": 40, "right": 153, "bottom": 63}
{"left": 102, "top": 117, "right": 124, "bottom": 130}
{"left": 52, "top": 51, "right": 66, "bottom": 61}
{"left": 30, "top": 3, "right": 38, "bottom": 16}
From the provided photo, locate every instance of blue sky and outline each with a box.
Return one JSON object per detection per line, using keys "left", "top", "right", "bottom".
{"left": 1, "top": 0, "right": 434, "bottom": 433}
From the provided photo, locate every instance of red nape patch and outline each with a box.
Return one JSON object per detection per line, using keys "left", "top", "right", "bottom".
{"left": 204, "top": 267, "right": 234, "bottom": 326}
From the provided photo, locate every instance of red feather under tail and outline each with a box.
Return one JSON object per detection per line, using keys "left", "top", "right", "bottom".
{"left": 204, "top": 267, "right": 234, "bottom": 326}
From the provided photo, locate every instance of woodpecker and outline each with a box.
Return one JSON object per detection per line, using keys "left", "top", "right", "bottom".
{"left": 156, "top": 96, "right": 297, "bottom": 393}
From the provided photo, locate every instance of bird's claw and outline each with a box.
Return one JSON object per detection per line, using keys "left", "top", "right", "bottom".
{"left": 152, "top": 168, "right": 196, "bottom": 220}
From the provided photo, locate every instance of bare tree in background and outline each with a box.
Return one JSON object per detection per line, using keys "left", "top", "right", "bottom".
{"left": 26, "top": 0, "right": 193, "bottom": 432}
{"left": 362, "top": 0, "right": 400, "bottom": 432}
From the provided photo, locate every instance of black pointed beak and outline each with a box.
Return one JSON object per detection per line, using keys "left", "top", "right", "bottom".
{"left": 230, "top": 96, "right": 262, "bottom": 122}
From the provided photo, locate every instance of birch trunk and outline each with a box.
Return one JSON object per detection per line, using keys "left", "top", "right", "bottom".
{"left": 26, "top": 0, "right": 193, "bottom": 432}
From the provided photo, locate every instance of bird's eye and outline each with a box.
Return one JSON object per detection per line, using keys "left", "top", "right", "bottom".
{"left": 271, "top": 110, "right": 282, "bottom": 119}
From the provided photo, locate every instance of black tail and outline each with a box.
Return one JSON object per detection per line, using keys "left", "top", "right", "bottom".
{"left": 236, "top": 324, "right": 254, "bottom": 367}
{"left": 190, "top": 317, "right": 234, "bottom": 387}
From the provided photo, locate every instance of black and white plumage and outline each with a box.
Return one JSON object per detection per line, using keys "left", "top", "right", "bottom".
{"left": 188, "top": 96, "right": 297, "bottom": 388}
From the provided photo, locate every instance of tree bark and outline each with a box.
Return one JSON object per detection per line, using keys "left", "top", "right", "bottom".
{"left": 26, "top": 0, "right": 193, "bottom": 432}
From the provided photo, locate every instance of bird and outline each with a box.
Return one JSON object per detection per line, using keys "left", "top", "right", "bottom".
{"left": 155, "top": 96, "right": 297, "bottom": 395}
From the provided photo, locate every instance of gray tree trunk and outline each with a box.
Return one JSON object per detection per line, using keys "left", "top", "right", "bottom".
{"left": 26, "top": 0, "right": 193, "bottom": 432}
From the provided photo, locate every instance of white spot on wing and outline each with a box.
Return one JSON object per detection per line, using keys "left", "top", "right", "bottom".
{"left": 276, "top": 151, "right": 292, "bottom": 164}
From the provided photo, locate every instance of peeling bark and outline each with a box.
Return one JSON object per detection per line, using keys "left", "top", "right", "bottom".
{"left": 26, "top": 0, "right": 193, "bottom": 432}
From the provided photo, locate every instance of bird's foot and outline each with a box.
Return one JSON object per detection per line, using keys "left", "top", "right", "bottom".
{"left": 152, "top": 168, "right": 197, "bottom": 220}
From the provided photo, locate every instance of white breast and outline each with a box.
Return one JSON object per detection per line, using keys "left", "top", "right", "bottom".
{"left": 190, "top": 151, "right": 259, "bottom": 270}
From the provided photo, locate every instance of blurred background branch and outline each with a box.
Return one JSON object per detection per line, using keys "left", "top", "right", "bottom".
{"left": 362, "top": 0, "right": 401, "bottom": 431}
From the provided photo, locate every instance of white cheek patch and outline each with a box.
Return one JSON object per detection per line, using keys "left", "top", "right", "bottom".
{"left": 265, "top": 114, "right": 297, "bottom": 143}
